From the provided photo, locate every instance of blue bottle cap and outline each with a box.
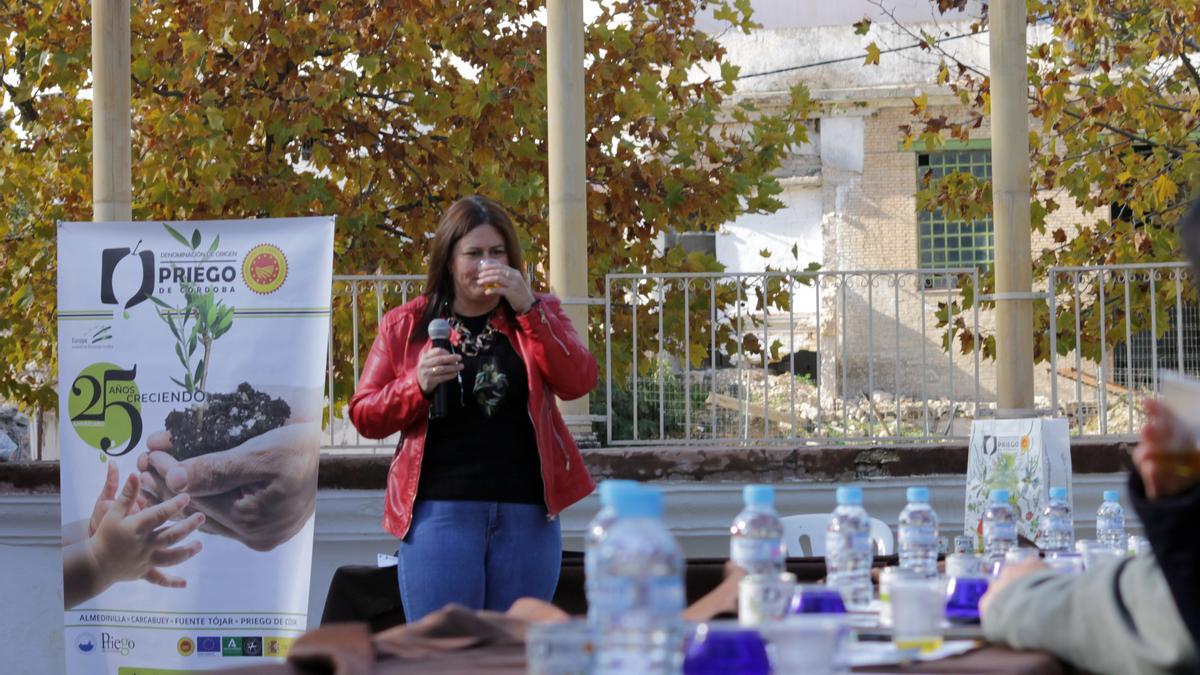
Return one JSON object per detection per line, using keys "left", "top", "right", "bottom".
{"left": 907, "top": 486, "right": 930, "bottom": 503}
{"left": 744, "top": 484, "right": 775, "bottom": 508}
{"left": 616, "top": 484, "right": 663, "bottom": 519}
{"left": 1103, "top": 490, "right": 1120, "bottom": 502}
{"left": 836, "top": 486, "right": 863, "bottom": 506}
{"left": 1049, "top": 487, "right": 1068, "bottom": 501}
{"left": 989, "top": 489, "right": 1010, "bottom": 503}
{"left": 598, "top": 480, "right": 639, "bottom": 509}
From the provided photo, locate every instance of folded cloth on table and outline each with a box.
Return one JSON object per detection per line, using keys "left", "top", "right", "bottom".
{"left": 220, "top": 604, "right": 528, "bottom": 675}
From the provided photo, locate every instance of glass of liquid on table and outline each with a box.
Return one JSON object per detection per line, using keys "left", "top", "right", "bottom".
{"left": 889, "top": 577, "right": 946, "bottom": 655}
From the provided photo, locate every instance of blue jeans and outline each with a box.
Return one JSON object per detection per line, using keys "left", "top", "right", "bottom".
{"left": 397, "top": 500, "right": 562, "bottom": 623}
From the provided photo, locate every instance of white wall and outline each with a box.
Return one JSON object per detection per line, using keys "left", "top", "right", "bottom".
{"left": 4, "top": 475, "right": 1131, "bottom": 672}
{"left": 716, "top": 186, "right": 823, "bottom": 312}
{"left": 695, "top": 0, "right": 984, "bottom": 31}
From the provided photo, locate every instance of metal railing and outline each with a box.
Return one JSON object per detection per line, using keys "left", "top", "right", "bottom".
{"left": 602, "top": 269, "right": 985, "bottom": 445}
{"left": 32, "top": 262, "right": 1197, "bottom": 458}
{"left": 1047, "top": 262, "right": 1199, "bottom": 437}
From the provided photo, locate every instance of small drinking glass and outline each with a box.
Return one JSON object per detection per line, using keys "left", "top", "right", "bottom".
{"left": 790, "top": 584, "right": 847, "bottom": 615}
{"left": 1127, "top": 535, "right": 1152, "bottom": 557}
{"left": 526, "top": 619, "right": 594, "bottom": 675}
{"left": 682, "top": 621, "right": 771, "bottom": 675}
{"left": 944, "top": 575, "right": 989, "bottom": 623}
{"left": 759, "top": 615, "right": 849, "bottom": 675}
{"left": 890, "top": 577, "right": 946, "bottom": 655}
{"left": 1076, "top": 539, "right": 1126, "bottom": 570}
{"left": 478, "top": 257, "right": 504, "bottom": 290}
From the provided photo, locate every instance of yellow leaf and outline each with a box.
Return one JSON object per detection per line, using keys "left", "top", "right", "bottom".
{"left": 1153, "top": 174, "right": 1178, "bottom": 207}
{"left": 911, "top": 92, "right": 928, "bottom": 113}
{"left": 865, "top": 42, "right": 881, "bottom": 66}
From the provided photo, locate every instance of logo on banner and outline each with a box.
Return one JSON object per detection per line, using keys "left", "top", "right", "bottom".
{"left": 100, "top": 242, "right": 155, "bottom": 313}
{"left": 264, "top": 637, "right": 295, "bottom": 657}
{"left": 242, "top": 637, "right": 263, "bottom": 657}
{"left": 196, "top": 636, "right": 221, "bottom": 656}
{"left": 242, "top": 244, "right": 287, "bottom": 294}
{"left": 222, "top": 637, "right": 243, "bottom": 657}
{"left": 100, "top": 632, "right": 135, "bottom": 656}
{"left": 67, "top": 362, "right": 142, "bottom": 456}
{"left": 75, "top": 633, "right": 97, "bottom": 654}
{"left": 177, "top": 637, "right": 195, "bottom": 656}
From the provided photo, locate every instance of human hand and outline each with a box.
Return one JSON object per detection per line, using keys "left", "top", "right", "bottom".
{"left": 1134, "top": 399, "right": 1200, "bottom": 499}
{"left": 476, "top": 260, "right": 535, "bottom": 314}
{"left": 90, "top": 472, "right": 205, "bottom": 589}
{"left": 139, "top": 422, "right": 321, "bottom": 552}
{"left": 978, "top": 558, "right": 1046, "bottom": 617}
{"left": 416, "top": 345, "right": 462, "bottom": 396}
{"left": 89, "top": 461, "right": 149, "bottom": 538}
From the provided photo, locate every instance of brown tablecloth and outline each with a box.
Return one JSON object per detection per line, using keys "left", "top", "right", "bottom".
{"left": 225, "top": 605, "right": 1065, "bottom": 675}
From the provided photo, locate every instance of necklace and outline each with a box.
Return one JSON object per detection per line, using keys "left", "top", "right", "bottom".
{"left": 447, "top": 313, "right": 499, "bottom": 357}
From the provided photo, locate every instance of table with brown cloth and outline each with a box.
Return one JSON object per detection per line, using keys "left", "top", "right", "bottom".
{"left": 319, "top": 553, "right": 887, "bottom": 630}
{"left": 223, "top": 604, "right": 1067, "bottom": 675}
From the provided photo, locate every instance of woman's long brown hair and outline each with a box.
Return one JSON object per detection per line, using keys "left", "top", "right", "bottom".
{"left": 414, "top": 195, "right": 525, "bottom": 341}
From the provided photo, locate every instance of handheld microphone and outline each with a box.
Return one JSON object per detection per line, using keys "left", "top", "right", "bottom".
{"left": 428, "top": 318, "right": 455, "bottom": 420}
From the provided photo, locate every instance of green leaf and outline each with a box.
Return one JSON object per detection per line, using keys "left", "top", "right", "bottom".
{"left": 163, "top": 223, "right": 192, "bottom": 248}
{"left": 170, "top": 376, "right": 187, "bottom": 389}
{"left": 207, "top": 234, "right": 220, "bottom": 256}
{"left": 853, "top": 18, "right": 872, "bottom": 35}
{"left": 190, "top": 229, "right": 201, "bottom": 250}
{"left": 163, "top": 311, "right": 181, "bottom": 341}
{"left": 150, "top": 295, "right": 173, "bottom": 309}
{"left": 193, "top": 359, "right": 205, "bottom": 388}
{"left": 175, "top": 342, "right": 188, "bottom": 369}
{"left": 188, "top": 332, "right": 197, "bottom": 356}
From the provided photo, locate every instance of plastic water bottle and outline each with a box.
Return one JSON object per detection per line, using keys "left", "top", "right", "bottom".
{"left": 591, "top": 485, "right": 686, "bottom": 674}
{"left": 1039, "top": 487, "right": 1074, "bottom": 552}
{"left": 826, "top": 486, "right": 873, "bottom": 610}
{"left": 585, "top": 480, "right": 639, "bottom": 624}
{"left": 898, "top": 486, "right": 939, "bottom": 578}
{"left": 1096, "top": 490, "right": 1126, "bottom": 550}
{"left": 730, "top": 484, "right": 786, "bottom": 574}
{"left": 982, "top": 489, "right": 1018, "bottom": 570}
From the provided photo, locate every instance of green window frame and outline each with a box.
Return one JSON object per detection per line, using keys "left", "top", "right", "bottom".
{"left": 916, "top": 148, "right": 994, "bottom": 269}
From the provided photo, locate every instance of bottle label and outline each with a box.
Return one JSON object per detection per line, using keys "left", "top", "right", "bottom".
{"left": 1096, "top": 517, "right": 1124, "bottom": 532}
{"left": 826, "top": 531, "right": 871, "bottom": 557}
{"left": 984, "top": 521, "right": 1016, "bottom": 542}
{"left": 731, "top": 538, "right": 785, "bottom": 568}
{"left": 648, "top": 576, "right": 685, "bottom": 615}
{"left": 899, "top": 525, "right": 937, "bottom": 547}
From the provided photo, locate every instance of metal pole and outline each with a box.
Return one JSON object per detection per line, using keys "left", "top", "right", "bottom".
{"left": 547, "top": 0, "right": 592, "bottom": 438}
{"left": 990, "top": 0, "right": 1035, "bottom": 416}
{"left": 92, "top": 0, "right": 132, "bottom": 222}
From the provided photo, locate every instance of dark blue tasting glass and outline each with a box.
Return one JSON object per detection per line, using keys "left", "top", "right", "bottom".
{"left": 682, "top": 623, "right": 770, "bottom": 675}
{"left": 945, "top": 576, "right": 990, "bottom": 623}
{"left": 789, "top": 584, "right": 848, "bottom": 615}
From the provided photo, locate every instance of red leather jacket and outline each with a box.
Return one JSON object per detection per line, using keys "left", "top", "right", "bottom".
{"left": 348, "top": 293, "right": 598, "bottom": 539}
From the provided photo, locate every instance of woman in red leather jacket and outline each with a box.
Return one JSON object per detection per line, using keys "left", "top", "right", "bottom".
{"left": 348, "top": 195, "right": 597, "bottom": 622}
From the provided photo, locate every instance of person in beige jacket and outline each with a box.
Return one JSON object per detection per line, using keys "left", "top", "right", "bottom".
{"left": 981, "top": 553, "right": 1196, "bottom": 675}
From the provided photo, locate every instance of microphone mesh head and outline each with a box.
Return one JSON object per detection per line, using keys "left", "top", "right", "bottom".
{"left": 428, "top": 318, "right": 451, "bottom": 340}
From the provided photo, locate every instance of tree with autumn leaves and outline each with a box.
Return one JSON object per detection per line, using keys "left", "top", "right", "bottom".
{"left": 859, "top": 0, "right": 1200, "bottom": 374}
{"left": 0, "top": 0, "right": 813, "bottom": 412}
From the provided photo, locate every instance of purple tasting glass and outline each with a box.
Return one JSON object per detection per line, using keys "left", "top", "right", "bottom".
{"left": 790, "top": 584, "right": 847, "bottom": 615}
{"left": 682, "top": 622, "right": 770, "bottom": 675}
{"left": 944, "top": 576, "right": 990, "bottom": 623}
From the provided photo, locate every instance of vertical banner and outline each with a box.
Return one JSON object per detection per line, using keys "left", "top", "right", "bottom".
{"left": 58, "top": 218, "right": 333, "bottom": 673}
{"left": 965, "top": 418, "right": 1072, "bottom": 549}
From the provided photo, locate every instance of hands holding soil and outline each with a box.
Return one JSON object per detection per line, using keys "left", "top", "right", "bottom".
{"left": 136, "top": 386, "right": 322, "bottom": 552}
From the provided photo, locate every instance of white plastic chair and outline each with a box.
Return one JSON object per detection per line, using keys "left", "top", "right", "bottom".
{"left": 780, "top": 513, "right": 895, "bottom": 557}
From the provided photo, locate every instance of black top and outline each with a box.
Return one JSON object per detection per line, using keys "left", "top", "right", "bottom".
{"left": 418, "top": 310, "right": 544, "bottom": 504}
{"left": 1129, "top": 472, "right": 1200, "bottom": 663}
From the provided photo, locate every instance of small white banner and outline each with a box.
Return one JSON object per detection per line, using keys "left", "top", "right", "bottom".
{"left": 58, "top": 218, "right": 333, "bottom": 672}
